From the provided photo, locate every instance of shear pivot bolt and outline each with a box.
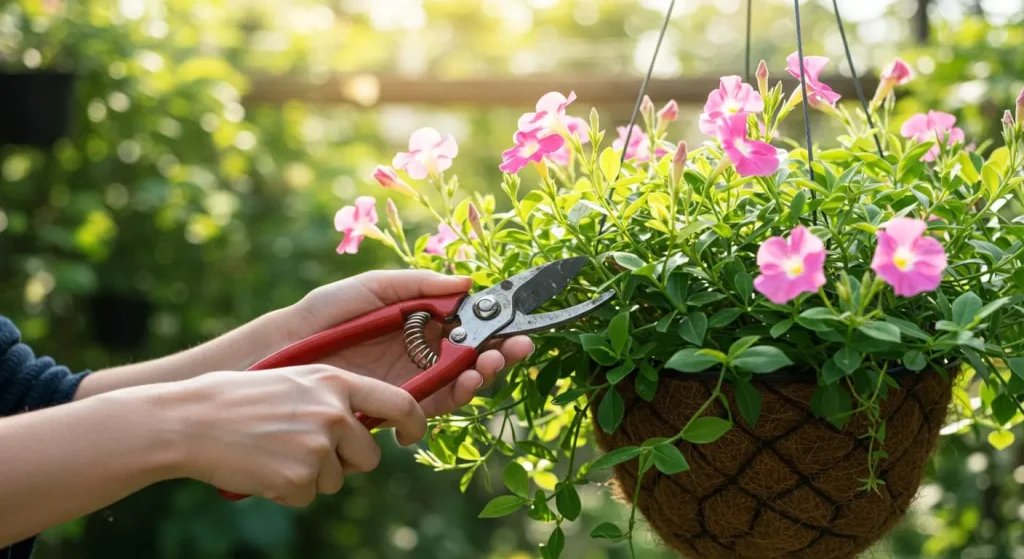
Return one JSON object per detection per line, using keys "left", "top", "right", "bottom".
{"left": 473, "top": 296, "right": 500, "bottom": 320}
{"left": 450, "top": 327, "right": 468, "bottom": 343}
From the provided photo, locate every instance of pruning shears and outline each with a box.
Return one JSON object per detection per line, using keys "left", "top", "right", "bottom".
{"left": 219, "top": 256, "right": 613, "bottom": 500}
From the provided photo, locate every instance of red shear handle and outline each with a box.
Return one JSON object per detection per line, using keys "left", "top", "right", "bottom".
{"left": 219, "top": 293, "right": 467, "bottom": 502}
{"left": 356, "top": 340, "right": 478, "bottom": 429}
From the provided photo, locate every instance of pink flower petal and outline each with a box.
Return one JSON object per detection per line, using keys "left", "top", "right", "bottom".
{"left": 334, "top": 206, "right": 355, "bottom": 232}
{"left": 437, "top": 134, "right": 459, "bottom": 159}
{"left": 900, "top": 113, "right": 930, "bottom": 139}
{"left": 882, "top": 217, "right": 927, "bottom": 247}
{"left": 408, "top": 127, "right": 442, "bottom": 151}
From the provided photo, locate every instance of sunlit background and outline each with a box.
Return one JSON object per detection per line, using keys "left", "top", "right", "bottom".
{"left": 1, "top": 0, "right": 1023, "bottom": 557}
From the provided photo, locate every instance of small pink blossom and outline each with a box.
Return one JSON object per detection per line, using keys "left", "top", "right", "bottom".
{"left": 499, "top": 129, "right": 565, "bottom": 174}
{"left": 425, "top": 223, "right": 458, "bottom": 255}
{"left": 334, "top": 196, "right": 380, "bottom": 255}
{"left": 612, "top": 125, "right": 669, "bottom": 163}
{"left": 881, "top": 58, "right": 913, "bottom": 86}
{"left": 698, "top": 76, "right": 764, "bottom": 136}
{"left": 786, "top": 53, "right": 842, "bottom": 108}
{"left": 546, "top": 116, "right": 590, "bottom": 166}
{"left": 899, "top": 111, "right": 965, "bottom": 161}
{"left": 372, "top": 165, "right": 416, "bottom": 197}
{"left": 754, "top": 226, "right": 827, "bottom": 304}
{"left": 657, "top": 100, "right": 679, "bottom": 122}
{"left": 1016, "top": 87, "right": 1024, "bottom": 124}
{"left": 716, "top": 113, "right": 779, "bottom": 177}
{"left": 871, "top": 218, "right": 946, "bottom": 297}
{"left": 392, "top": 127, "right": 459, "bottom": 180}
{"left": 518, "top": 91, "right": 577, "bottom": 135}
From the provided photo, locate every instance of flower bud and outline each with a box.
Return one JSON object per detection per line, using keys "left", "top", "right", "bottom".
{"left": 670, "top": 141, "right": 687, "bottom": 185}
{"left": 385, "top": 198, "right": 401, "bottom": 229}
{"left": 640, "top": 94, "right": 654, "bottom": 115}
{"left": 657, "top": 100, "right": 679, "bottom": 123}
{"left": 871, "top": 58, "right": 912, "bottom": 110}
{"left": 372, "top": 165, "right": 417, "bottom": 198}
{"left": 467, "top": 202, "right": 484, "bottom": 241}
{"left": 1003, "top": 109, "right": 1015, "bottom": 127}
{"left": 756, "top": 60, "right": 769, "bottom": 99}
{"left": 1016, "top": 87, "right": 1024, "bottom": 126}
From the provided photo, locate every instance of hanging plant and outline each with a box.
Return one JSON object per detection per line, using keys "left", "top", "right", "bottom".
{"left": 335, "top": 54, "right": 1024, "bottom": 559}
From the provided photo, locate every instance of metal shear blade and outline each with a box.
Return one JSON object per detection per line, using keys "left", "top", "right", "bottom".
{"left": 451, "top": 257, "right": 613, "bottom": 348}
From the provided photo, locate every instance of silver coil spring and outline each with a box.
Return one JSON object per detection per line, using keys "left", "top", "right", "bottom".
{"left": 403, "top": 312, "right": 438, "bottom": 369}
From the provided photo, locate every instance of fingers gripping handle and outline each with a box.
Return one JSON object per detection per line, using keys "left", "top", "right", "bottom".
{"left": 219, "top": 342, "right": 477, "bottom": 501}
{"left": 357, "top": 341, "right": 478, "bottom": 429}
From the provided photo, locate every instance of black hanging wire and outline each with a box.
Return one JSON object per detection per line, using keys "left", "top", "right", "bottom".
{"left": 744, "top": 0, "right": 753, "bottom": 82}
{"left": 594, "top": 0, "right": 676, "bottom": 238}
{"left": 831, "top": 0, "right": 885, "bottom": 158}
{"left": 792, "top": 0, "right": 818, "bottom": 225}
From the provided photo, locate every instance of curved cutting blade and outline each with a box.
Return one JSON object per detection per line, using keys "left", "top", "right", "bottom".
{"left": 510, "top": 256, "right": 588, "bottom": 315}
{"left": 497, "top": 289, "right": 615, "bottom": 338}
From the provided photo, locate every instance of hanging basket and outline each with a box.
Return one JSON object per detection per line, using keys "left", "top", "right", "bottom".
{"left": 590, "top": 367, "right": 953, "bottom": 559}
{"left": 0, "top": 70, "right": 76, "bottom": 148}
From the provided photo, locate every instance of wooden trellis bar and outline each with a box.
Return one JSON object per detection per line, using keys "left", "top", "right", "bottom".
{"left": 242, "top": 74, "right": 880, "bottom": 108}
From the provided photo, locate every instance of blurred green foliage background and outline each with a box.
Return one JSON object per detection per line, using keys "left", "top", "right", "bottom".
{"left": 1, "top": 0, "right": 1022, "bottom": 557}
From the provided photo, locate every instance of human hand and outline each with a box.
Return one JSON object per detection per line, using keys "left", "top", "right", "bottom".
{"left": 162, "top": 364, "right": 426, "bottom": 506}
{"left": 269, "top": 270, "right": 534, "bottom": 418}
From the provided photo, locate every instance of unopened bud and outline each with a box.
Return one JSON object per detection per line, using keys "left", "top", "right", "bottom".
{"left": 1003, "top": 109, "right": 1015, "bottom": 127}
{"left": 756, "top": 60, "right": 769, "bottom": 99}
{"left": 657, "top": 100, "right": 679, "bottom": 123}
{"left": 1016, "top": 87, "right": 1024, "bottom": 126}
{"left": 671, "top": 141, "right": 687, "bottom": 184}
{"left": 385, "top": 198, "right": 402, "bottom": 229}
{"left": 467, "top": 202, "right": 484, "bottom": 240}
{"left": 372, "top": 165, "right": 417, "bottom": 198}
{"left": 640, "top": 94, "right": 654, "bottom": 114}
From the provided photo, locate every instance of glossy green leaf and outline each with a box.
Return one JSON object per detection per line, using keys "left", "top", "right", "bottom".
{"left": 590, "top": 522, "right": 627, "bottom": 540}
{"left": 555, "top": 482, "right": 581, "bottom": 521}
{"left": 606, "top": 361, "right": 635, "bottom": 385}
{"left": 682, "top": 417, "right": 732, "bottom": 444}
{"left": 479, "top": 495, "right": 527, "bottom": 518}
{"left": 678, "top": 312, "right": 708, "bottom": 345}
{"left": 608, "top": 312, "right": 630, "bottom": 355}
{"left": 952, "top": 292, "right": 983, "bottom": 327}
{"left": 652, "top": 443, "right": 690, "bottom": 474}
{"left": 732, "top": 346, "right": 793, "bottom": 373}
{"left": 598, "top": 387, "right": 625, "bottom": 433}
{"left": 735, "top": 379, "right": 762, "bottom": 427}
{"left": 502, "top": 461, "right": 529, "bottom": 498}
{"left": 857, "top": 321, "right": 901, "bottom": 343}
{"left": 666, "top": 348, "right": 722, "bottom": 372}
{"left": 591, "top": 446, "right": 642, "bottom": 470}
{"left": 834, "top": 346, "right": 863, "bottom": 374}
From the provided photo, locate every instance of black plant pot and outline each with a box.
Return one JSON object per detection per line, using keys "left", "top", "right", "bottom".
{"left": 0, "top": 70, "right": 75, "bottom": 148}
{"left": 89, "top": 293, "right": 152, "bottom": 351}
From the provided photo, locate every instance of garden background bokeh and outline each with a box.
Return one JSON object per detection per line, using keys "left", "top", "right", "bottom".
{"left": 1, "top": 0, "right": 1022, "bottom": 557}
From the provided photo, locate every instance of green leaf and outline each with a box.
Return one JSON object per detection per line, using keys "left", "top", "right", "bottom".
{"left": 732, "top": 346, "right": 793, "bottom": 373}
{"left": 734, "top": 271, "right": 754, "bottom": 302}
{"left": 606, "top": 361, "right": 635, "bottom": 385}
{"left": 479, "top": 495, "right": 527, "bottom": 518}
{"left": 988, "top": 430, "right": 1015, "bottom": 451}
{"left": 635, "top": 372, "right": 658, "bottom": 401}
{"left": 517, "top": 441, "right": 558, "bottom": 461}
{"left": 735, "top": 380, "right": 762, "bottom": 427}
{"left": 655, "top": 311, "right": 676, "bottom": 333}
{"left": 709, "top": 308, "right": 742, "bottom": 328}
{"left": 857, "top": 321, "right": 901, "bottom": 343}
{"left": 976, "top": 297, "right": 1012, "bottom": 322}
{"left": 981, "top": 163, "right": 1001, "bottom": 199}
{"left": 598, "top": 387, "right": 625, "bottom": 433}
{"left": 770, "top": 319, "right": 794, "bottom": 338}
{"left": 834, "top": 346, "right": 863, "bottom": 374}
{"left": 789, "top": 190, "right": 807, "bottom": 223}
{"left": 821, "top": 358, "right": 847, "bottom": 385}
{"left": 599, "top": 146, "right": 621, "bottom": 182}
{"left": 688, "top": 291, "right": 727, "bottom": 306}
{"left": 552, "top": 387, "right": 589, "bottom": 406}
{"left": 590, "top": 522, "right": 626, "bottom": 540}
{"left": 902, "top": 350, "right": 927, "bottom": 372}
{"left": 502, "top": 462, "right": 529, "bottom": 498}
{"left": 800, "top": 307, "right": 840, "bottom": 320}
{"left": 956, "top": 150, "right": 979, "bottom": 183}
{"left": 992, "top": 394, "right": 1018, "bottom": 426}
{"left": 611, "top": 252, "right": 645, "bottom": 270}
{"left": 555, "top": 482, "right": 581, "bottom": 521}
{"left": 952, "top": 292, "right": 983, "bottom": 327}
{"left": 729, "top": 336, "right": 760, "bottom": 359}
{"left": 460, "top": 466, "right": 477, "bottom": 493}
{"left": 1009, "top": 358, "right": 1024, "bottom": 381}
{"left": 608, "top": 312, "right": 630, "bottom": 355}
{"left": 885, "top": 316, "right": 932, "bottom": 341}
{"left": 546, "top": 527, "right": 565, "bottom": 558}
{"left": 666, "top": 348, "right": 722, "bottom": 373}
{"left": 682, "top": 417, "right": 732, "bottom": 444}
{"left": 811, "top": 384, "right": 852, "bottom": 429}
{"left": 652, "top": 443, "right": 690, "bottom": 474}
{"left": 592, "top": 446, "right": 642, "bottom": 470}
{"left": 678, "top": 312, "right": 708, "bottom": 345}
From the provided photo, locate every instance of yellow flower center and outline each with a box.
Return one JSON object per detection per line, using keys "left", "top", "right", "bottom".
{"left": 522, "top": 140, "right": 540, "bottom": 157}
{"left": 893, "top": 247, "right": 915, "bottom": 271}
{"left": 784, "top": 257, "right": 804, "bottom": 278}
{"left": 725, "top": 101, "right": 741, "bottom": 114}
{"left": 733, "top": 138, "right": 750, "bottom": 156}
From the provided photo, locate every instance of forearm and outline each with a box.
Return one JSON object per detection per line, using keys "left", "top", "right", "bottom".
{"left": 74, "top": 308, "right": 290, "bottom": 399}
{"left": 0, "top": 388, "right": 183, "bottom": 546}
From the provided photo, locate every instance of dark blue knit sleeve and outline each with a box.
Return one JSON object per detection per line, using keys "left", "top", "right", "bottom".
{"left": 0, "top": 315, "right": 92, "bottom": 416}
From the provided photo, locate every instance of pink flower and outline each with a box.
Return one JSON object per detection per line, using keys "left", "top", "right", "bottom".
{"left": 372, "top": 165, "right": 416, "bottom": 197}
{"left": 698, "top": 76, "right": 764, "bottom": 136}
{"left": 392, "top": 127, "right": 459, "bottom": 180}
{"left": 881, "top": 58, "right": 913, "bottom": 86}
{"left": 518, "top": 91, "right": 577, "bottom": 135}
{"left": 657, "top": 100, "right": 679, "bottom": 122}
{"left": 753, "top": 226, "right": 827, "bottom": 304}
{"left": 1016, "top": 87, "right": 1024, "bottom": 124}
{"left": 612, "top": 125, "right": 669, "bottom": 163}
{"left": 716, "top": 113, "right": 780, "bottom": 177}
{"left": 546, "top": 116, "right": 590, "bottom": 166}
{"left": 499, "top": 129, "right": 565, "bottom": 174}
{"left": 334, "top": 196, "right": 380, "bottom": 255}
{"left": 786, "top": 53, "right": 842, "bottom": 108}
{"left": 899, "top": 111, "right": 965, "bottom": 161}
{"left": 871, "top": 218, "right": 946, "bottom": 297}
{"left": 425, "top": 223, "right": 458, "bottom": 255}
